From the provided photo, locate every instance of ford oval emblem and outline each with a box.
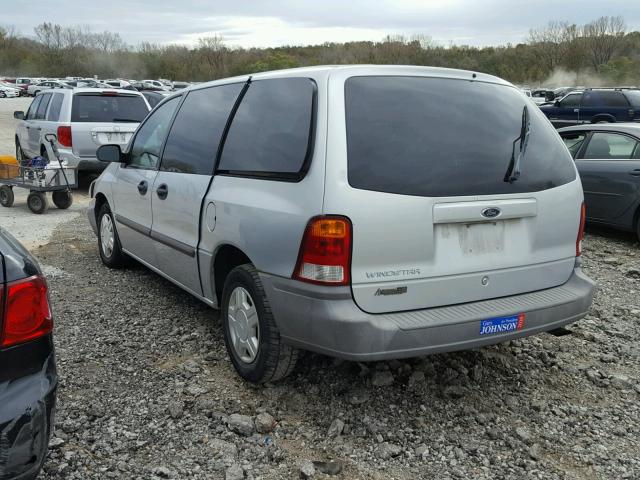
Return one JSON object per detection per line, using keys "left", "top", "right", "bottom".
{"left": 481, "top": 207, "right": 501, "bottom": 219}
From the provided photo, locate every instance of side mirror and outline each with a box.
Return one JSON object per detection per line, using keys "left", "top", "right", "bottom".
{"left": 97, "top": 144, "right": 123, "bottom": 163}
{"left": 13, "top": 111, "right": 24, "bottom": 120}
{"left": 554, "top": 100, "right": 560, "bottom": 107}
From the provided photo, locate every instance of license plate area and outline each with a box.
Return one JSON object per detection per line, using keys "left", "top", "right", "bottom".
{"left": 479, "top": 313, "right": 525, "bottom": 336}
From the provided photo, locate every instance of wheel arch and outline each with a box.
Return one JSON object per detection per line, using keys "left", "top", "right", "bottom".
{"left": 212, "top": 244, "right": 253, "bottom": 305}
{"left": 94, "top": 192, "right": 109, "bottom": 224}
{"left": 590, "top": 114, "right": 616, "bottom": 124}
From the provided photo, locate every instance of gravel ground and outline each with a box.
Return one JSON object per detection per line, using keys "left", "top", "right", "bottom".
{"left": 28, "top": 213, "right": 639, "bottom": 480}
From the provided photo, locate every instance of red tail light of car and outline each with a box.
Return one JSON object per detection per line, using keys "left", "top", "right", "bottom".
{"left": 57, "top": 126, "right": 72, "bottom": 147}
{"left": 576, "top": 202, "right": 586, "bottom": 257}
{"left": 0, "top": 275, "right": 53, "bottom": 348}
{"left": 293, "top": 216, "right": 352, "bottom": 286}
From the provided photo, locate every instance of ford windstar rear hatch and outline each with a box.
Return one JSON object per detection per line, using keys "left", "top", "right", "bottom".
{"left": 325, "top": 74, "right": 581, "bottom": 314}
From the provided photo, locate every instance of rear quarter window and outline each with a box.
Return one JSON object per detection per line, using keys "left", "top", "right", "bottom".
{"left": 34, "top": 93, "right": 52, "bottom": 120}
{"left": 46, "top": 93, "right": 64, "bottom": 121}
{"left": 217, "top": 78, "right": 316, "bottom": 180}
{"left": 624, "top": 90, "right": 640, "bottom": 108}
{"left": 345, "top": 76, "right": 576, "bottom": 197}
{"left": 71, "top": 94, "right": 149, "bottom": 123}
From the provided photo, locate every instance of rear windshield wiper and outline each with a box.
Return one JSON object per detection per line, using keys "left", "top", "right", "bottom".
{"left": 112, "top": 118, "right": 140, "bottom": 123}
{"left": 504, "top": 105, "right": 531, "bottom": 183}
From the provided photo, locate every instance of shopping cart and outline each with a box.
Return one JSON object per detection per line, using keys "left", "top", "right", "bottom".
{"left": 0, "top": 134, "right": 77, "bottom": 214}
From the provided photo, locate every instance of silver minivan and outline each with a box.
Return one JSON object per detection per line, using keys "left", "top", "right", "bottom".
{"left": 14, "top": 88, "right": 150, "bottom": 172}
{"left": 88, "top": 66, "right": 595, "bottom": 383}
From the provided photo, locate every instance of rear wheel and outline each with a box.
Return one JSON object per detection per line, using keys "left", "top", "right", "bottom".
{"left": 15, "top": 139, "right": 25, "bottom": 163}
{"left": 0, "top": 91, "right": 6, "bottom": 98}
{"left": 221, "top": 264, "right": 299, "bottom": 383}
{"left": 52, "top": 191, "right": 73, "bottom": 209}
{"left": 0, "top": 186, "right": 14, "bottom": 207}
{"left": 97, "top": 203, "right": 127, "bottom": 268}
{"left": 27, "top": 192, "right": 48, "bottom": 214}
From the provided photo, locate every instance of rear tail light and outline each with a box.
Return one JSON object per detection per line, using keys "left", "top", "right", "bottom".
{"left": 57, "top": 126, "right": 72, "bottom": 147}
{"left": 576, "top": 202, "right": 586, "bottom": 257}
{"left": 0, "top": 275, "right": 52, "bottom": 348}
{"left": 293, "top": 216, "right": 352, "bottom": 286}
{"left": 101, "top": 91, "right": 118, "bottom": 96}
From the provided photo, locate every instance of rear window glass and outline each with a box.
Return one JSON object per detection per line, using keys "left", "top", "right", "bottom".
{"left": 218, "top": 78, "right": 315, "bottom": 178}
{"left": 71, "top": 94, "right": 149, "bottom": 123}
{"left": 345, "top": 76, "right": 576, "bottom": 197}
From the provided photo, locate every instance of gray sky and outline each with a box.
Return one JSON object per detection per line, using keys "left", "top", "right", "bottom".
{"left": 4, "top": 0, "right": 640, "bottom": 48}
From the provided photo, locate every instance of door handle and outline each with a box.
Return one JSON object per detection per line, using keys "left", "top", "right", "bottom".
{"left": 156, "top": 183, "right": 168, "bottom": 199}
{"left": 573, "top": 109, "right": 580, "bottom": 113}
{"left": 628, "top": 169, "right": 640, "bottom": 177}
{"left": 137, "top": 180, "right": 148, "bottom": 195}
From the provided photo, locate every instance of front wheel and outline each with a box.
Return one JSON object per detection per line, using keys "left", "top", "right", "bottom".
{"left": 15, "top": 139, "right": 25, "bottom": 163}
{"left": 221, "top": 264, "right": 299, "bottom": 383}
{"left": 97, "top": 203, "right": 127, "bottom": 268}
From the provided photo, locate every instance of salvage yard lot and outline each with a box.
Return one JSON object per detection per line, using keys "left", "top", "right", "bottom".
{"left": 1, "top": 98, "right": 639, "bottom": 480}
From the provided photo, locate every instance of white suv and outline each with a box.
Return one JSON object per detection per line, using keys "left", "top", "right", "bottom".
{"left": 88, "top": 65, "right": 595, "bottom": 383}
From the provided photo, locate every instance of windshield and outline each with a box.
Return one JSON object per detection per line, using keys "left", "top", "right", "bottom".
{"left": 345, "top": 76, "right": 576, "bottom": 197}
{"left": 71, "top": 94, "right": 149, "bottom": 122}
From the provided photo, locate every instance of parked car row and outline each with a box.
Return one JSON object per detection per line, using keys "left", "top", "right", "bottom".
{"left": 1, "top": 76, "right": 193, "bottom": 97}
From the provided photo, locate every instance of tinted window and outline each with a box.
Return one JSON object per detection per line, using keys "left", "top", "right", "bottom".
{"left": 71, "top": 94, "right": 149, "bottom": 122}
{"left": 161, "top": 83, "right": 243, "bottom": 175}
{"left": 46, "top": 93, "right": 64, "bottom": 121}
{"left": 562, "top": 132, "right": 587, "bottom": 158}
{"left": 25, "top": 95, "right": 43, "bottom": 120}
{"left": 34, "top": 93, "right": 51, "bottom": 120}
{"left": 582, "top": 91, "right": 628, "bottom": 108}
{"left": 583, "top": 132, "right": 638, "bottom": 160}
{"left": 345, "top": 76, "right": 576, "bottom": 197}
{"left": 218, "top": 78, "right": 315, "bottom": 177}
{"left": 560, "top": 93, "right": 581, "bottom": 108}
{"left": 625, "top": 90, "right": 640, "bottom": 107}
{"left": 129, "top": 97, "right": 180, "bottom": 169}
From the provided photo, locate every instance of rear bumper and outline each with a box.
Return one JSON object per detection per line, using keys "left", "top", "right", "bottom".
{"left": 260, "top": 265, "right": 595, "bottom": 361}
{"left": 0, "top": 345, "right": 57, "bottom": 480}
{"left": 58, "top": 150, "right": 106, "bottom": 173}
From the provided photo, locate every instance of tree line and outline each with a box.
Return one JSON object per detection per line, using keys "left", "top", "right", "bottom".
{"left": 0, "top": 16, "right": 638, "bottom": 86}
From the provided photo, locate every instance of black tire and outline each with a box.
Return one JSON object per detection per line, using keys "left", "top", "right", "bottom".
{"left": 97, "top": 202, "right": 127, "bottom": 268}
{"left": 27, "top": 192, "right": 48, "bottom": 214}
{"left": 0, "top": 91, "right": 6, "bottom": 98}
{"left": 52, "top": 191, "right": 73, "bottom": 209}
{"left": 0, "top": 186, "right": 14, "bottom": 207}
{"left": 221, "top": 264, "right": 299, "bottom": 383}
{"left": 15, "top": 139, "right": 25, "bottom": 163}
